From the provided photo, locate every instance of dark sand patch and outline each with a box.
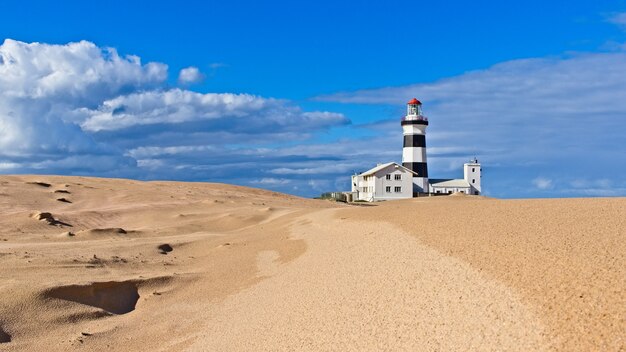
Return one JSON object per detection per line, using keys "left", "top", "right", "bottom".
{"left": 26, "top": 182, "right": 51, "bottom": 188}
{"left": 157, "top": 244, "right": 173, "bottom": 254}
{"left": 79, "top": 228, "right": 127, "bottom": 236}
{"left": 44, "top": 281, "right": 140, "bottom": 315}
{"left": 31, "top": 212, "right": 72, "bottom": 227}
{"left": 55, "top": 310, "right": 111, "bottom": 324}
{"left": 0, "top": 325, "right": 11, "bottom": 343}
{"left": 31, "top": 212, "right": 54, "bottom": 221}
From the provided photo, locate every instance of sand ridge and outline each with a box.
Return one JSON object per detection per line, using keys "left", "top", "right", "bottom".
{"left": 0, "top": 175, "right": 624, "bottom": 351}
{"left": 341, "top": 196, "right": 626, "bottom": 351}
{"left": 189, "top": 209, "right": 549, "bottom": 351}
{"left": 0, "top": 175, "right": 332, "bottom": 351}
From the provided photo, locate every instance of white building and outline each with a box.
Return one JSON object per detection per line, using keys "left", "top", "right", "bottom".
{"left": 351, "top": 162, "right": 416, "bottom": 201}
{"left": 429, "top": 158, "right": 482, "bottom": 195}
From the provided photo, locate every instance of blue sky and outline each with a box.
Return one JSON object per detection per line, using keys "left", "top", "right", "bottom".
{"left": 1, "top": 1, "right": 626, "bottom": 198}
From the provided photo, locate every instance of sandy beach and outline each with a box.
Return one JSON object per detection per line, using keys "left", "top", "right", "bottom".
{"left": 0, "top": 175, "right": 623, "bottom": 351}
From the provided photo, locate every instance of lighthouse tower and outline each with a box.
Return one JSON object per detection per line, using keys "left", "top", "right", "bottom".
{"left": 401, "top": 98, "right": 429, "bottom": 195}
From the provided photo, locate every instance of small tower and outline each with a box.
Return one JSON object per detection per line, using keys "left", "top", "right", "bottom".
{"left": 401, "top": 98, "right": 429, "bottom": 195}
{"left": 463, "top": 158, "right": 482, "bottom": 195}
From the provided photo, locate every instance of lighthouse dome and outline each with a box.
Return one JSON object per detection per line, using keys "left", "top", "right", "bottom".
{"left": 407, "top": 98, "right": 421, "bottom": 105}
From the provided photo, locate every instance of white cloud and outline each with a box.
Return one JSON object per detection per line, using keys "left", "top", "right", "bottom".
{"left": 0, "top": 39, "right": 169, "bottom": 164}
{"left": 3, "top": 37, "right": 625, "bottom": 198}
{"left": 209, "top": 62, "right": 228, "bottom": 69}
{"left": 127, "top": 145, "right": 219, "bottom": 159}
{"left": 316, "top": 50, "right": 626, "bottom": 197}
{"left": 569, "top": 178, "right": 613, "bottom": 190}
{"left": 0, "top": 39, "right": 167, "bottom": 106}
{"left": 251, "top": 178, "right": 291, "bottom": 185}
{"left": 532, "top": 177, "right": 553, "bottom": 190}
{"left": 316, "top": 52, "right": 626, "bottom": 114}
{"left": 0, "top": 39, "right": 349, "bottom": 197}
{"left": 270, "top": 162, "right": 363, "bottom": 175}
{"left": 178, "top": 66, "right": 205, "bottom": 85}
{"left": 608, "top": 12, "right": 626, "bottom": 29}
{"left": 307, "top": 179, "right": 332, "bottom": 193}
{"left": 0, "top": 162, "right": 20, "bottom": 171}
{"left": 80, "top": 89, "right": 348, "bottom": 132}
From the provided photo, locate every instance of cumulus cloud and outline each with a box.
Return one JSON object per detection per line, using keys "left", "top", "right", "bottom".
{"left": 80, "top": 89, "right": 348, "bottom": 132}
{"left": 178, "top": 66, "right": 204, "bottom": 85}
{"left": 4, "top": 37, "right": 625, "bottom": 198}
{"left": 0, "top": 39, "right": 167, "bottom": 106}
{"left": 0, "top": 39, "right": 349, "bottom": 196}
{"left": 0, "top": 39, "right": 163, "bottom": 172}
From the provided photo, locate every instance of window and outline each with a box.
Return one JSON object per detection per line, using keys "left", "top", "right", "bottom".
{"left": 436, "top": 190, "right": 441, "bottom": 194}
{"left": 394, "top": 186, "right": 402, "bottom": 193}
{"left": 472, "top": 179, "right": 475, "bottom": 184}
{"left": 474, "top": 191, "right": 479, "bottom": 195}
{"left": 472, "top": 168, "right": 475, "bottom": 172}
{"left": 394, "top": 174, "right": 401, "bottom": 180}
{"left": 448, "top": 190, "right": 452, "bottom": 194}
{"left": 385, "top": 186, "right": 391, "bottom": 193}
{"left": 386, "top": 174, "right": 391, "bottom": 180}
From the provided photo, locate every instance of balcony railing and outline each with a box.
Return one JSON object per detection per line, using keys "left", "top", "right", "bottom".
{"left": 401, "top": 115, "right": 428, "bottom": 122}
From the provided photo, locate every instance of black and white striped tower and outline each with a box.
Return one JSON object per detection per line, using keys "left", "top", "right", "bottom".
{"left": 401, "top": 98, "right": 429, "bottom": 195}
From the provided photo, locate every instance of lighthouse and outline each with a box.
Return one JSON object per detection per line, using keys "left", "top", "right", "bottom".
{"left": 347, "top": 98, "right": 483, "bottom": 201}
{"left": 346, "top": 98, "right": 484, "bottom": 201}
{"left": 401, "top": 98, "right": 429, "bottom": 195}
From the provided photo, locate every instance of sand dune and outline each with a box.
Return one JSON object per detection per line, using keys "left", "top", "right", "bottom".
{"left": 0, "top": 175, "right": 623, "bottom": 351}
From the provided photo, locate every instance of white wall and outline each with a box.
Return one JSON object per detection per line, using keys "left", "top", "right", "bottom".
{"left": 401, "top": 147, "right": 427, "bottom": 164}
{"left": 401, "top": 124, "right": 427, "bottom": 135}
{"left": 354, "top": 174, "right": 375, "bottom": 201}
{"left": 352, "top": 164, "right": 414, "bottom": 201}
{"left": 431, "top": 186, "right": 471, "bottom": 194}
{"left": 463, "top": 162, "right": 481, "bottom": 195}
{"left": 372, "top": 165, "right": 413, "bottom": 201}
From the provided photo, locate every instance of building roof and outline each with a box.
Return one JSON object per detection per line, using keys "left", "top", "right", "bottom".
{"left": 359, "top": 162, "right": 418, "bottom": 177}
{"left": 407, "top": 98, "right": 421, "bottom": 105}
{"left": 429, "top": 178, "right": 471, "bottom": 188}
